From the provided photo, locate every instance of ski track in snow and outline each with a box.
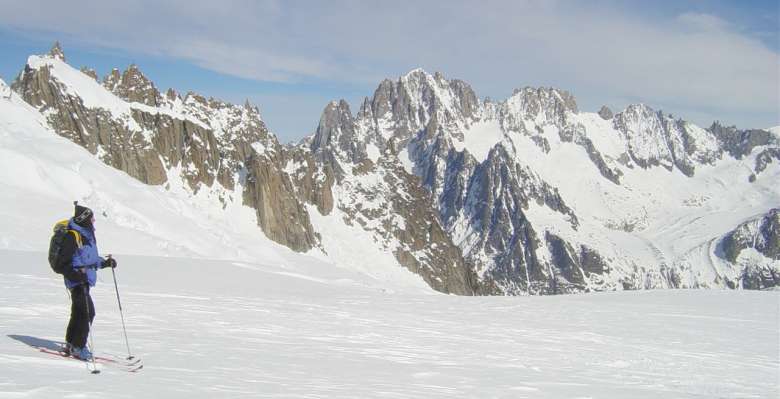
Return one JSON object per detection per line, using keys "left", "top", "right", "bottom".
{"left": 1, "top": 250, "right": 777, "bottom": 399}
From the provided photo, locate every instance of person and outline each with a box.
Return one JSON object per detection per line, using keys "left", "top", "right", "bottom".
{"left": 56, "top": 201, "right": 117, "bottom": 360}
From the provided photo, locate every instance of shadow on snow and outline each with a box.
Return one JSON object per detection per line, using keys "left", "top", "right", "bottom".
{"left": 7, "top": 334, "right": 64, "bottom": 351}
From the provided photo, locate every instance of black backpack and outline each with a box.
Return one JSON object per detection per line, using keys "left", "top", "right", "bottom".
{"left": 48, "top": 220, "right": 82, "bottom": 274}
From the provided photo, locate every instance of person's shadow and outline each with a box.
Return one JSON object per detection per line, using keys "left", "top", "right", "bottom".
{"left": 7, "top": 335, "right": 64, "bottom": 351}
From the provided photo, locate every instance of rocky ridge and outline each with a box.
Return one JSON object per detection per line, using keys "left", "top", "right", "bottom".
{"left": 720, "top": 209, "right": 780, "bottom": 289}
{"left": 12, "top": 44, "right": 317, "bottom": 252}
{"left": 307, "top": 68, "right": 779, "bottom": 293}
{"left": 9, "top": 43, "right": 780, "bottom": 294}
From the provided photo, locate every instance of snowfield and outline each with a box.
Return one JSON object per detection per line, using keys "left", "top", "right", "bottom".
{"left": 0, "top": 250, "right": 777, "bottom": 398}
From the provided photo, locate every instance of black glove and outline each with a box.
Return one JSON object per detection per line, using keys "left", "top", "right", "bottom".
{"left": 101, "top": 257, "right": 117, "bottom": 269}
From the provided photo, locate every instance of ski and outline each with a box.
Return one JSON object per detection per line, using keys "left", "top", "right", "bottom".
{"left": 36, "top": 347, "right": 143, "bottom": 372}
{"left": 88, "top": 350, "right": 143, "bottom": 367}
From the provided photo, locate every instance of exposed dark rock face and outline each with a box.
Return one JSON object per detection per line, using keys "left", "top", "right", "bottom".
{"left": 612, "top": 105, "right": 723, "bottom": 176}
{"left": 339, "top": 74, "right": 597, "bottom": 295}
{"left": 377, "top": 158, "right": 486, "bottom": 295}
{"left": 243, "top": 149, "right": 318, "bottom": 252}
{"left": 722, "top": 209, "right": 780, "bottom": 263}
{"left": 753, "top": 148, "right": 780, "bottom": 178}
{"left": 559, "top": 124, "right": 623, "bottom": 184}
{"left": 285, "top": 147, "right": 336, "bottom": 216}
{"left": 12, "top": 44, "right": 317, "bottom": 252}
{"left": 598, "top": 105, "right": 613, "bottom": 120}
{"left": 304, "top": 102, "right": 485, "bottom": 295}
{"left": 80, "top": 67, "right": 98, "bottom": 81}
{"left": 103, "top": 65, "right": 163, "bottom": 107}
{"left": 300, "top": 68, "right": 778, "bottom": 295}
{"left": 720, "top": 209, "right": 780, "bottom": 289}
{"left": 710, "top": 123, "right": 777, "bottom": 160}
{"left": 311, "top": 100, "right": 367, "bottom": 166}
{"left": 13, "top": 60, "right": 168, "bottom": 185}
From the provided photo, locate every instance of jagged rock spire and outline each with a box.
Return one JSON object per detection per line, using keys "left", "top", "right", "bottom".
{"left": 312, "top": 100, "right": 355, "bottom": 152}
{"left": 103, "top": 68, "right": 122, "bottom": 90}
{"left": 80, "top": 66, "right": 98, "bottom": 81}
{"left": 102, "top": 64, "right": 161, "bottom": 106}
{"left": 165, "top": 88, "right": 180, "bottom": 101}
{"left": 598, "top": 105, "right": 614, "bottom": 120}
{"left": 49, "top": 42, "right": 66, "bottom": 61}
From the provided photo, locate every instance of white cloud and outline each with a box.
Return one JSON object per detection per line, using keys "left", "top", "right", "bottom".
{"left": 676, "top": 12, "right": 731, "bottom": 32}
{"left": 1, "top": 0, "right": 777, "bottom": 130}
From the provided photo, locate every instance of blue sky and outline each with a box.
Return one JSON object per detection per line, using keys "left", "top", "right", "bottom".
{"left": 0, "top": 0, "right": 777, "bottom": 143}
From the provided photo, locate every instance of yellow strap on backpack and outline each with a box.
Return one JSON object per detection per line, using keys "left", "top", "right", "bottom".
{"left": 68, "top": 230, "right": 83, "bottom": 248}
{"left": 54, "top": 219, "right": 83, "bottom": 248}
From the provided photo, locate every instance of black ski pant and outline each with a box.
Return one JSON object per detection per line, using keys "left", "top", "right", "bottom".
{"left": 66, "top": 285, "right": 95, "bottom": 349}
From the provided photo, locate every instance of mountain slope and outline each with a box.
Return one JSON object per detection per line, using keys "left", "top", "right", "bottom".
{"left": 6, "top": 44, "right": 780, "bottom": 295}
{"left": 314, "top": 69, "right": 780, "bottom": 294}
{"left": 12, "top": 45, "right": 318, "bottom": 252}
{"left": 10, "top": 45, "right": 480, "bottom": 295}
{"left": 0, "top": 76, "right": 427, "bottom": 291}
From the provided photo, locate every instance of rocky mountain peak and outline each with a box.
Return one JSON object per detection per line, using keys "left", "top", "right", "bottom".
{"left": 598, "top": 105, "right": 614, "bottom": 120}
{"left": 103, "top": 68, "right": 121, "bottom": 89}
{"left": 506, "top": 87, "right": 578, "bottom": 127}
{"left": 401, "top": 67, "right": 430, "bottom": 81}
{"left": 361, "top": 69, "right": 483, "bottom": 147}
{"left": 609, "top": 103, "right": 731, "bottom": 175}
{"left": 357, "top": 97, "right": 372, "bottom": 119}
{"left": 612, "top": 104, "right": 666, "bottom": 137}
{"left": 708, "top": 122, "right": 777, "bottom": 160}
{"left": 102, "top": 64, "right": 162, "bottom": 106}
{"left": 49, "top": 42, "right": 66, "bottom": 61}
{"left": 311, "top": 99, "right": 364, "bottom": 162}
{"left": 79, "top": 67, "right": 98, "bottom": 81}
{"left": 369, "top": 78, "right": 396, "bottom": 120}
{"left": 397, "top": 68, "right": 466, "bottom": 113}
{"left": 185, "top": 91, "right": 208, "bottom": 106}
{"left": 448, "top": 79, "right": 479, "bottom": 119}
{"left": 620, "top": 103, "right": 655, "bottom": 118}
{"left": 165, "top": 88, "right": 180, "bottom": 102}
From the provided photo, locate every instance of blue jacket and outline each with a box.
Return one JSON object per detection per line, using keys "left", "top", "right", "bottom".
{"left": 64, "top": 218, "right": 104, "bottom": 289}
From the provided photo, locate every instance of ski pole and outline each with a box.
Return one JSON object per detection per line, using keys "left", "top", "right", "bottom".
{"left": 109, "top": 255, "right": 134, "bottom": 360}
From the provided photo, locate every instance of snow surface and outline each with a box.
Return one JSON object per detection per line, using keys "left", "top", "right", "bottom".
{"left": 456, "top": 119, "right": 505, "bottom": 162}
{"left": 1, "top": 250, "right": 777, "bottom": 398}
{"left": 396, "top": 147, "right": 414, "bottom": 175}
{"left": 2, "top": 61, "right": 780, "bottom": 398}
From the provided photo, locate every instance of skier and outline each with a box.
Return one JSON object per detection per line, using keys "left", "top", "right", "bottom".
{"left": 57, "top": 202, "right": 117, "bottom": 360}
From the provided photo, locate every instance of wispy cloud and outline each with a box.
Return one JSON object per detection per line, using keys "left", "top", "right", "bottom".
{"left": 676, "top": 12, "right": 731, "bottom": 32}
{"left": 1, "top": 0, "right": 777, "bottom": 130}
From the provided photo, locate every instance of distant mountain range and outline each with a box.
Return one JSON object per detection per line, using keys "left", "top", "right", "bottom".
{"left": 7, "top": 43, "right": 779, "bottom": 294}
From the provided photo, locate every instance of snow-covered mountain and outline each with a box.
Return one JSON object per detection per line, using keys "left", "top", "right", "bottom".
{"left": 305, "top": 68, "right": 779, "bottom": 294}
{"left": 5, "top": 43, "right": 779, "bottom": 295}
{"left": 0, "top": 72, "right": 426, "bottom": 292}
{"left": 12, "top": 43, "right": 317, "bottom": 253}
